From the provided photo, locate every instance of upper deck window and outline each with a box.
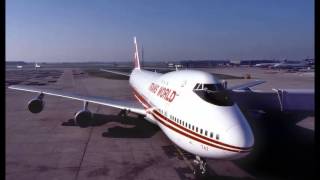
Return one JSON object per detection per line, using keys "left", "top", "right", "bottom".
{"left": 193, "top": 83, "right": 234, "bottom": 106}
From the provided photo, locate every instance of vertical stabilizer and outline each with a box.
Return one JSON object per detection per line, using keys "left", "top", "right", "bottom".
{"left": 133, "top": 37, "right": 141, "bottom": 70}
{"left": 141, "top": 44, "right": 144, "bottom": 68}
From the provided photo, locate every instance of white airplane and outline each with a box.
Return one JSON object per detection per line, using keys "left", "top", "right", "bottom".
{"left": 8, "top": 37, "right": 314, "bottom": 177}
{"left": 255, "top": 62, "right": 279, "bottom": 68}
{"left": 272, "top": 61, "right": 310, "bottom": 70}
{"left": 35, "top": 63, "right": 41, "bottom": 69}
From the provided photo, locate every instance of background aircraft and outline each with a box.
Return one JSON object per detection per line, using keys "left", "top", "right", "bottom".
{"left": 255, "top": 63, "right": 279, "bottom": 68}
{"left": 255, "top": 59, "right": 313, "bottom": 70}
{"left": 272, "top": 63, "right": 307, "bottom": 69}
{"left": 271, "top": 59, "right": 312, "bottom": 70}
{"left": 35, "top": 63, "right": 41, "bottom": 70}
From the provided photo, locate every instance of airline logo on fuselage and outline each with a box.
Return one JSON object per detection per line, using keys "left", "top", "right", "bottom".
{"left": 149, "top": 83, "right": 176, "bottom": 102}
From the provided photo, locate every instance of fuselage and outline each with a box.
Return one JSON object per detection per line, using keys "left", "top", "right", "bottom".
{"left": 129, "top": 68, "right": 254, "bottom": 159}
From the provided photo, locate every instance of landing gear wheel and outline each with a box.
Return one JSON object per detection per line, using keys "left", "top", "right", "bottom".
{"left": 192, "top": 156, "right": 208, "bottom": 179}
{"left": 75, "top": 111, "right": 92, "bottom": 128}
{"left": 118, "top": 109, "right": 127, "bottom": 117}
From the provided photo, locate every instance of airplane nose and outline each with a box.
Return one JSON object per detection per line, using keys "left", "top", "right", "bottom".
{"left": 226, "top": 124, "right": 254, "bottom": 149}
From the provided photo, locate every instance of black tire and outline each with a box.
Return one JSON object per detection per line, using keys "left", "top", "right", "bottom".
{"left": 193, "top": 167, "right": 207, "bottom": 179}
{"left": 75, "top": 111, "right": 92, "bottom": 128}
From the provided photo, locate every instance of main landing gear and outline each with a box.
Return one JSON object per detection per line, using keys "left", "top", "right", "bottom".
{"left": 118, "top": 109, "right": 128, "bottom": 117}
{"left": 193, "top": 155, "right": 208, "bottom": 178}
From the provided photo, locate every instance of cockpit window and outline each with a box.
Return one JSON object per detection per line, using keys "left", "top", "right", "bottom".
{"left": 193, "top": 83, "right": 234, "bottom": 106}
{"left": 204, "top": 84, "right": 224, "bottom": 91}
{"left": 194, "top": 83, "right": 224, "bottom": 91}
{"left": 194, "top": 83, "right": 200, "bottom": 89}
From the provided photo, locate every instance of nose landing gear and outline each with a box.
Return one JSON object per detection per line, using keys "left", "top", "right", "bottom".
{"left": 193, "top": 155, "right": 208, "bottom": 178}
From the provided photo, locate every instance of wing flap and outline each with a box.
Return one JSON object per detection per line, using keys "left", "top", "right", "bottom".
{"left": 8, "top": 85, "right": 146, "bottom": 115}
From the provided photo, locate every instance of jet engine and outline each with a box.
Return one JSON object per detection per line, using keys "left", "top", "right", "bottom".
{"left": 74, "top": 110, "right": 92, "bottom": 128}
{"left": 28, "top": 93, "right": 45, "bottom": 113}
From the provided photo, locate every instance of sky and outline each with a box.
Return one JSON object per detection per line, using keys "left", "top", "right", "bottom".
{"left": 6, "top": 0, "right": 314, "bottom": 62}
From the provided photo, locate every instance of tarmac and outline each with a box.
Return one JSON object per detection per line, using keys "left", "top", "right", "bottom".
{"left": 6, "top": 66, "right": 314, "bottom": 180}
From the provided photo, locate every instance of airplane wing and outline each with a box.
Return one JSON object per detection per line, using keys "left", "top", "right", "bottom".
{"left": 228, "top": 80, "right": 266, "bottom": 90}
{"left": 229, "top": 88, "right": 314, "bottom": 113}
{"left": 8, "top": 85, "right": 146, "bottom": 116}
{"left": 100, "top": 69, "right": 131, "bottom": 77}
{"left": 227, "top": 80, "right": 314, "bottom": 113}
{"left": 101, "top": 68, "right": 167, "bottom": 75}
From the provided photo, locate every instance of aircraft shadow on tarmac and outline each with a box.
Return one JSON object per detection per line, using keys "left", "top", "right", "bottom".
{"left": 61, "top": 111, "right": 314, "bottom": 179}
{"left": 233, "top": 111, "right": 315, "bottom": 179}
{"left": 62, "top": 113, "right": 160, "bottom": 138}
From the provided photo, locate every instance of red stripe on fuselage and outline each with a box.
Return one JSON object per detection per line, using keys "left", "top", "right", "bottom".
{"left": 152, "top": 110, "right": 251, "bottom": 151}
{"left": 133, "top": 89, "right": 151, "bottom": 108}
{"left": 151, "top": 112, "right": 245, "bottom": 153}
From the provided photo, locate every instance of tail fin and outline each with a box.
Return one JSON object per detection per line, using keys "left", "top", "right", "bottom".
{"left": 133, "top": 37, "right": 141, "bottom": 70}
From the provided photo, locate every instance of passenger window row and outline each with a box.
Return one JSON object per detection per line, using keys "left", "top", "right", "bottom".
{"left": 159, "top": 109, "right": 220, "bottom": 141}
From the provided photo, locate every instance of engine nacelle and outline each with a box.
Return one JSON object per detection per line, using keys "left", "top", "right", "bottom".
{"left": 28, "top": 98, "right": 45, "bottom": 114}
{"left": 75, "top": 110, "right": 92, "bottom": 128}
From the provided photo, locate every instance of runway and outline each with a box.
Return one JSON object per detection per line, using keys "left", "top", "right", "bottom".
{"left": 6, "top": 67, "right": 314, "bottom": 179}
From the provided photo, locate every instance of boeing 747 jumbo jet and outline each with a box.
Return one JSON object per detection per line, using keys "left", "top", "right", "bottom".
{"left": 8, "top": 37, "right": 314, "bottom": 177}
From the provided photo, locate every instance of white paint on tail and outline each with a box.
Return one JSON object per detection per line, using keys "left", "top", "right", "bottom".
{"left": 133, "top": 36, "right": 141, "bottom": 70}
